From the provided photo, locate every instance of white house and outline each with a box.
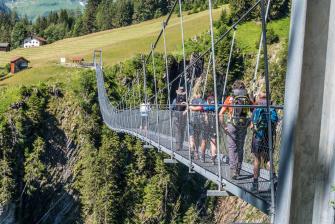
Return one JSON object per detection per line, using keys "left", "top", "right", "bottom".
{"left": 23, "top": 36, "right": 47, "bottom": 48}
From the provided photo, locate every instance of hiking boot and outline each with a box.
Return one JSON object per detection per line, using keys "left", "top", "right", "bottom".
{"left": 194, "top": 152, "right": 199, "bottom": 160}
{"left": 267, "top": 174, "right": 278, "bottom": 192}
{"left": 230, "top": 169, "right": 238, "bottom": 180}
{"left": 211, "top": 155, "right": 217, "bottom": 165}
{"left": 201, "top": 154, "right": 205, "bottom": 163}
{"left": 251, "top": 179, "right": 259, "bottom": 192}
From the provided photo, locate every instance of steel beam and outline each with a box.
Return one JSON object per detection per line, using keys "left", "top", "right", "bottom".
{"left": 276, "top": 0, "right": 335, "bottom": 223}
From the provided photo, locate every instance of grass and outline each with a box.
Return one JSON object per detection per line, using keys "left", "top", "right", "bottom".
{"left": 236, "top": 17, "right": 290, "bottom": 53}
{"left": 5, "top": 0, "right": 84, "bottom": 20}
{"left": 0, "top": 65, "right": 82, "bottom": 87}
{"left": 0, "top": 7, "right": 225, "bottom": 88}
{"left": 0, "top": 86, "right": 20, "bottom": 114}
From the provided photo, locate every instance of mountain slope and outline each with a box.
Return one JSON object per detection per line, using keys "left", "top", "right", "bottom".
{"left": 0, "top": 7, "right": 224, "bottom": 87}
{"left": 4, "top": 0, "right": 85, "bottom": 20}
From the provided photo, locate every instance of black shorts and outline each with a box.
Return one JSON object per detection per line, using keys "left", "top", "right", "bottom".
{"left": 252, "top": 135, "right": 270, "bottom": 162}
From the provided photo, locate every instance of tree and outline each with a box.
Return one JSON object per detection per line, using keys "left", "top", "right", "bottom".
{"left": 83, "top": 0, "right": 102, "bottom": 33}
{"left": 11, "top": 21, "right": 28, "bottom": 48}
{"left": 23, "top": 137, "right": 46, "bottom": 196}
{"left": 95, "top": 0, "right": 115, "bottom": 31}
{"left": 115, "top": 0, "right": 134, "bottom": 27}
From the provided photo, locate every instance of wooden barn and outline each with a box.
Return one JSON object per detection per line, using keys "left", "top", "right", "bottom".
{"left": 10, "top": 57, "right": 29, "bottom": 74}
{"left": 0, "top": 43, "right": 10, "bottom": 52}
{"left": 72, "top": 56, "right": 84, "bottom": 64}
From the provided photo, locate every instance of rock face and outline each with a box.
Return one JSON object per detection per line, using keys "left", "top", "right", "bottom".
{"left": 0, "top": 203, "right": 15, "bottom": 224}
{"left": 214, "top": 197, "right": 269, "bottom": 223}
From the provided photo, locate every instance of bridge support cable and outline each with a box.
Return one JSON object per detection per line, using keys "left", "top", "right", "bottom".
{"left": 151, "top": 44, "right": 160, "bottom": 148}
{"left": 202, "top": 54, "right": 211, "bottom": 99}
{"left": 178, "top": 0, "right": 193, "bottom": 173}
{"left": 252, "top": 0, "right": 272, "bottom": 95}
{"left": 222, "top": 29, "right": 236, "bottom": 100}
{"left": 142, "top": 55, "right": 149, "bottom": 140}
{"left": 162, "top": 21, "right": 174, "bottom": 159}
{"left": 260, "top": 0, "right": 275, "bottom": 221}
{"left": 208, "top": 0, "right": 223, "bottom": 191}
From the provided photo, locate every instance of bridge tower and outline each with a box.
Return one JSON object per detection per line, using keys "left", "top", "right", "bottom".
{"left": 276, "top": 0, "right": 335, "bottom": 223}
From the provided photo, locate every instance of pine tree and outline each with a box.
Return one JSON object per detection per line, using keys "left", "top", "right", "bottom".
{"left": 11, "top": 21, "right": 28, "bottom": 48}
{"left": 83, "top": 0, "right": 102, "bottom": 33}
{"left": 23, "top": 137, "right": 46, "bottom": 196}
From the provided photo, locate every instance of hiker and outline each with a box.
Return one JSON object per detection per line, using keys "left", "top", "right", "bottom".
{"left": 203, "top": 94, "right": 217, "bottom": 164}
{"left": 250, "top": 91, "right": 278, "bottom": 192}
{"left": 140, "top": 102, "right": 150, "bottom": 131}
{"left": 219, "top": 80, "right": 251, "bottom": 179}
{"left": 189, "top": 90, "right": 206, "bottom": 160}
{"left": 172, "top": 86, "right": 187, "bottom": 151}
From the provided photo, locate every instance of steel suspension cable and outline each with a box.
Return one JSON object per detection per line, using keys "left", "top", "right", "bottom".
{"left": 162, "top": 21, "right": 174, "bottom": 155}
{"left": 252, "top": 0, "right": 272, "bottom": 95}
{"left": 222, "top": 29, "right": 236, "bottom": 100}
{"left": 260, "top": 0, "right": 275, "bottom": 221}
{"left": 202, "top": 54, "right": 212, "bottom": 99}
{"left": 142, "top": 55, "right": 149, "bottom": 137}
{"left": 208, "top": 0, "right": 223, "bottom": 191}
{"left": 145, "top": 0, "right": 179, "bottom": 62}
{"left": 151, "top": 44, "right": 160, "bottom": 147}
{"left": 144, "top": 0, "right": 261, "bottom": 105}
{"left": 178, "top": 0, "right": 192, "bottom": 171}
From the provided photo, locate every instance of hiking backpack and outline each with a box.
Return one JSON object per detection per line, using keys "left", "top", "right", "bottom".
{"left": 203, "top": 96, "right": 216, "bottom": 112}
{"left": 252, "top": 108, "right": 278, "bottom": 139}
{"left": 231, "top": 89, "right": 250, "bottom": 126}
{"left": 175, "top": 93, "right": 187, "bottom": 111}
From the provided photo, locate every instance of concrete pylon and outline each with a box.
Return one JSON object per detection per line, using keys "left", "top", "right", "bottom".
{"left": 276, "top": 0, "right": 335, "bottom": 223}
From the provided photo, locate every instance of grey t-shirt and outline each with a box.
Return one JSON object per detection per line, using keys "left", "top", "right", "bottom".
{"left": 190, "top": 98, "right": 205, "bottom": 123}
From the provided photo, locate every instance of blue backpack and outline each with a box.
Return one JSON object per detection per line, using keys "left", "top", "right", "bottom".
{"left": 252, "top": 108, "right": 278, "bottom": 139}
{"left": 203, "top": 96, "right": 216, "bottom": 112}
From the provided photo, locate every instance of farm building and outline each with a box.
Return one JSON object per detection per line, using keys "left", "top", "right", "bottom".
{"left": 72, "top": 57, "right": 85, "bottom": 64}
{"left": 0, "top": 43, "right": 10, "bottom": 52}
{"left": 10, "top": 57, "right": 29, "bottom": 74}
{"left": 23, "top": 36, "right": 47, "bottom": 48}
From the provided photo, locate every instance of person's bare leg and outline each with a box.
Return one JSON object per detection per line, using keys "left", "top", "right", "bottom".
{"left": 200, "top": 139, "right": 206, "bottom": 158}
{"left": 190, "top": 136, "right": 198, "bottom": 159}
{"left": 253, "top": 154, "right": 261, "bottom": 179}
{"left": 210, "top": 138, "right": 216, "bottom": 157}
{"left": 209, "top": 138, "right": 217, "bottom": 164}
{"left": 252, "top": 154, "right": 261, "bottom": 191}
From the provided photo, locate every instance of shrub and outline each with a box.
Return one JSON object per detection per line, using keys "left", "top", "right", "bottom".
{"left": 255, "top": 28, "right": 279, "bottom": 48}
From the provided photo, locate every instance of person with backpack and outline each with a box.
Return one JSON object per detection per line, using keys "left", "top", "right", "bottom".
{"left": 172, "top": 86, "right": 187, "bottom": 151}
{"left": 219, "top": 80, "right": 251, "bottom": 180}
{"left": 189, "top": 90, "right": 206, "bottom": 160}
{"left": 140, "top": 102, "right": 151, "bottom": 131}
{"left": 203, "top": 94, "right": 218, "bottom": 164}
{"left": 250, "top": 91, "right": 278, "bottom": 192}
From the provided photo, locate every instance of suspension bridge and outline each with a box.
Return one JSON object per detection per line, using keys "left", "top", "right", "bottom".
{"left": 94, "top": 0, "right": 335, "bottom": 223}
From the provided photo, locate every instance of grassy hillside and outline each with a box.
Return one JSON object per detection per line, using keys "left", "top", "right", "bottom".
{"left": 237, "top": 17, "right": 290, "bottom": 53}
{"left": 5, "top": 0, "right": 84, "bottom": 20}
{"left": 0, "top": 8, "right": 224, "bottom": 67}
{"left": 0, "top": 7, "right": 224, "bottom": 85}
